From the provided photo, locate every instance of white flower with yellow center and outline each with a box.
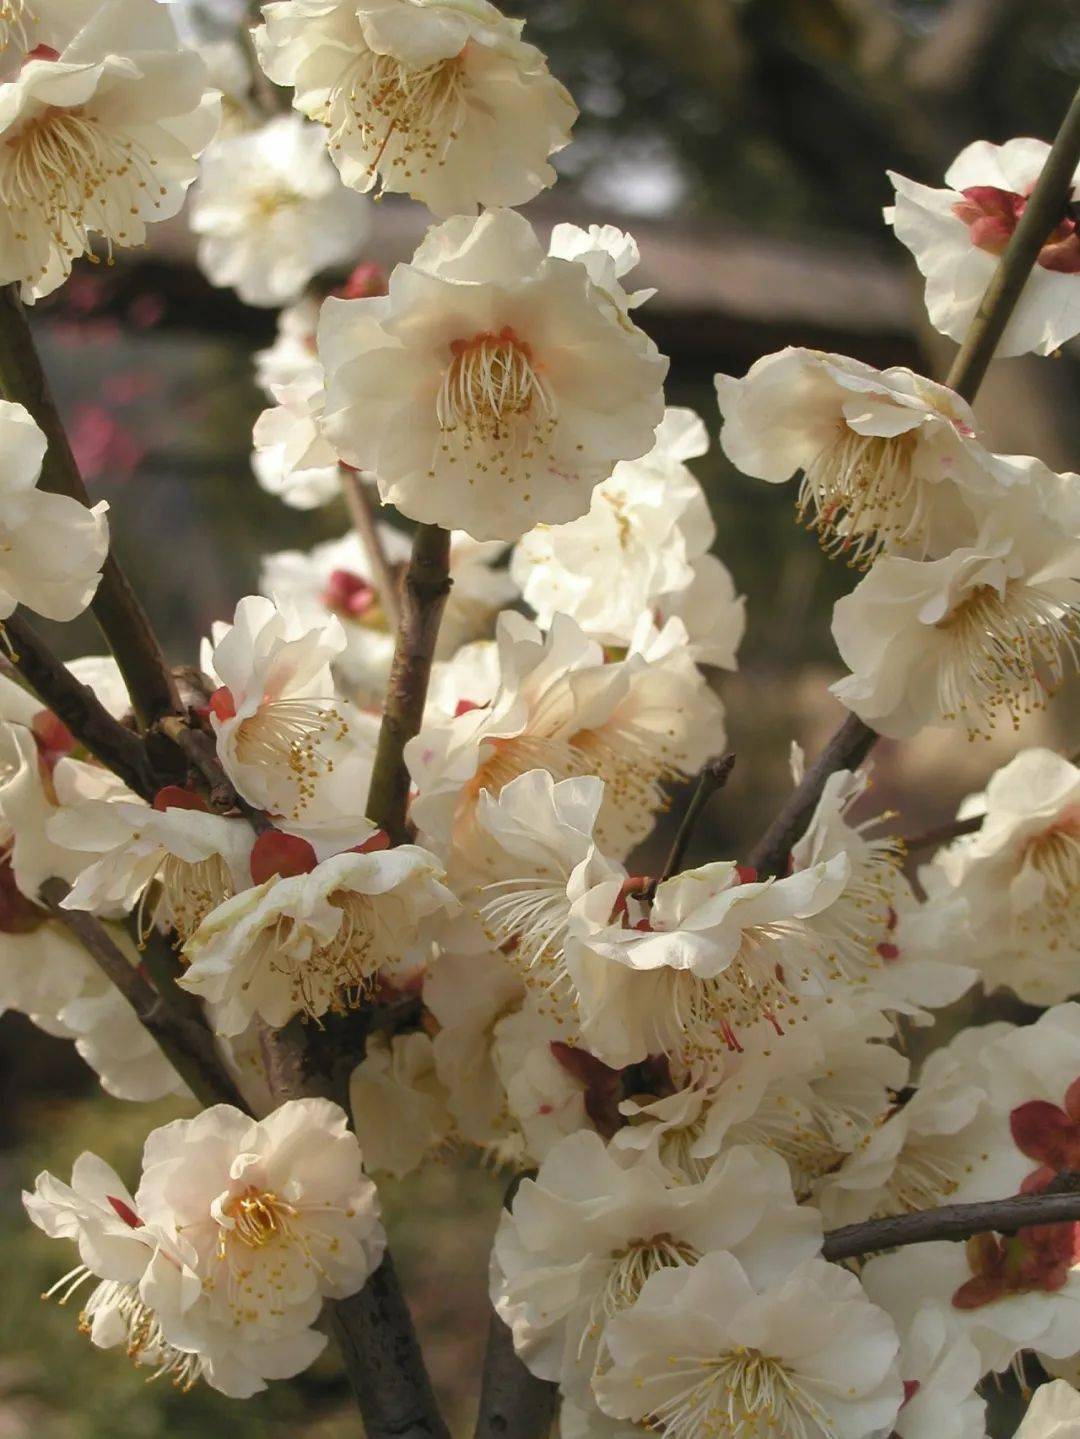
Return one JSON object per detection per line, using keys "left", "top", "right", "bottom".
{"left": 348, "top": 1030, "right": 453, "bottom": 1179}
{"left": 930, "top": 749, "right": 1080, "bottom": 1004}
{"left": 594, "top": 1251, "right": 903, "bottom": 1439}
{"left": 136, "top": 1101, "right": 386, "bottom": 1347}
{"left": 191, "top": 114, "right": 370, "bottom": 308}
{"left": 830, "top": 483, "right": 1080, "bottom": 741}
{"left": 0, "top": 401, "right": 108, "bottom": 625}
{"left": 715, "top": 348, "right": 1009, "bottom": 568}
{"left": 203, "top": 595, "right": 378, "bottom": 836}
{"left": 180, "top": 844, "right": 457, "bottom": 1034}
{"left": 0, "top": 0, "right": 220, "bottom": 300}
{"left": 408, "top": 610, "right": 724, "bottom": 866}
{"left": 52, "top": 793, "right": 254, "bottom": 943}
{"left": 319, "top": 208, "right": 668, "bottom": 542}
{"left": 0, "top": 0, "right": 100, "bottom": 79}
{"left": 491, "top": 1131, "right": 822, "bottom": 1397}
{"left": 565, "top": 857, "right": 849, "bottom": 1068}
{"left": 464, "top": 769, "right": 625, "bottom": 1002}
{"left": 512, "top": 407, "right": 744, "bottom": 660}
{"left": 255, "top": 0, "right": 576, "bottom": 216}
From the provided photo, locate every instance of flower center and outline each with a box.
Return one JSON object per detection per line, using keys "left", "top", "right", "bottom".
{"left": 219, "top": 1186, "right": 298, "bottom": 1251}
{"left": 585, "top": 1235, "right": 699, "bottom": 1351}
{"left": 267, "top": 889, "right": 381, "bottom": 1020}
{"left": 1016, "top": 817, "right": 1080, "bottom": 949}
{"left": 799, "top": 428, "right": 921, "bottom": 567}
{"left": 234, "top": 698, "right": 349, "bottom": 819}
{"left": 0, "top": 0, "right": 34, "bottom": 60}
{"left": 480, "top": 874, "right": 575, "bottom": 995}
{"left": 326, "top": 49, "right": 467, "bottom": 189}
{"left": 652, "top": 1347, "right": 838, "bottom": 1439}
{"left": 81, "top": 1280, "right": 203, "bottom": 1391}
{"left": 247, "top": 183, "right": 304, "bottom": 221}
{"left": 437, "top": 327, "right": 554, "bottom": 450}
{"left": 1, "top": 106, "right": 165, "bottom": 279}
{"left": 140, "top": 852, "right": 235, "bottom": 945}
{"left": 934, "top": 580, "right": 1080, "bottom": 738}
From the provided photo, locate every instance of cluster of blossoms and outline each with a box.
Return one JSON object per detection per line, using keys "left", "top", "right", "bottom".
{"left": 2, "top": 0, "right": 1080, "bottom": 1435}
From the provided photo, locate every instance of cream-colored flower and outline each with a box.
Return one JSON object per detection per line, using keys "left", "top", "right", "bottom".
{"left": 255, "top": 0, "right": 576, "bottom": 216}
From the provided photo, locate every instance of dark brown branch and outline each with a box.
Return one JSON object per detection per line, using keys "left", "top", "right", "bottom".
{"left": 3, "top": 610, "right": 157, "bottom": 800}
{"left": 474, "top": 1176, "right": 557, "bottom": 1439}
{"left": 0, "top": 284, "right": 182, "bottom": 729}
{"left": 945, "top": 81, "right": 1080, "bottom": 402}
{"left": 329, "top": 1258, "right": 452, "bottom": 1439}
{"left": 657, "top": 753, "right": 736, "bottom": 888}
{"left": 340, "top": 466, "right": 402, "bottom": 632}
{"left": 39, "top": 878, "right": 246, "bottom": 1110}
{"left": 823, "top": 1178, "right": 1080, "bottom": 1262}
{"left": 747, "top": 713, "right": 877, "bottom": 878}
{"left": 365, "top": 524, "right": 452, "bottom": 842}
{"left": 903, "top": 813, "right": 983, "bottom": 854}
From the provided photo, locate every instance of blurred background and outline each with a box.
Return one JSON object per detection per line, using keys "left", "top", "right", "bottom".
{"left": 3, "top": 0, "right": 1080, "bottom": 1433}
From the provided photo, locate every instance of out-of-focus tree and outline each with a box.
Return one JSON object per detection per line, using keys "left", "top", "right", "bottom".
{"left": 522, "top": 0, "right": 1080, "bottom": 230}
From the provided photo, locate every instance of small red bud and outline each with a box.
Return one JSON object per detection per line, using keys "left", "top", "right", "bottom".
{"left": 338, "top": 262, "right": 389, "bottom": 300}
{"left": 876, "top": 941, "right": 900, "bottom": 962}
{"left": 353, "top": 829, "right": 391, "bottom": 854}
{"left": 250, "top": 829, "right": 318, "bottom": 884}
{"left": 107, "top": 1195, "right": 143, "bottom": 1229}
{"left": 31, "top": 710, "right": 76, "bottom": 771}
{"left": 208, "top": 686, "right": 236, "bottom": 722}
{"left": 153, "top": 785, "right": 209, "bottom": 813}
{"left": 735, "top": 865, "right": 758, "bottom": 885}
{"left": 25, "top": 43, "right": 60, "bottom": 62}
{"left": 454, "top": 698, "right": 482, "bottom": 718}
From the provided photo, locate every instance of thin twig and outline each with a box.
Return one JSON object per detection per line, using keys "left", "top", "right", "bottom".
{"left": 746, "top": 81, "right": 1080, "bottom": 879}
{"left": 656, "top": 753, "right": 736, "bottom": 888}
{"left": 365, "top": 524, "right": 452, "bottom": 842}
{"left": 903, "top": 813, "right": 983, "bottom": 854}
{"left": 945, "top": 83, "right": 1080, "bottom": 402}
{"left": 823, "top": 1179, "right": 1080, "bottom": 1262}
{"left": 155, "top": 714, "right": 273, "bottom": 832}
{"left": 0, "top": 285, "right": 182, "bottom": 729}
{"left": 40, "top": 879, "right": 247, "bottom": 1110}
{"left": 475, "top": 1176, "right": 557, "bottom": 1439}
{"left": 340, "top": 466, "right": 402, "bottom": 631}
{"left": 747, "top": 714, "right": 877, "bottom": 877}
{"left": 3, "top": 611, "right": 158, "bottom": 801}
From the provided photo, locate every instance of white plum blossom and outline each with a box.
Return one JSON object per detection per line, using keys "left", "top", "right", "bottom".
{"left": 611, "top": 998, "right": 906, "bottom": 1197}
{"left": 53, "top": 791, "right": 255, "bottom": 942}
{"left": 136, "top": 1101, "right": 385, "bottom": 1341}
{"left": 254, "top": 0, "right": 576, "bottom": 216}
{"left": 181, "top": 843, "right": 457, "bottom": 1033}
{"left": 349, "top": 1030, "right": 453, "bottom": 1178}
{"left": 887, "top": 139, "right": 1080, "bottom": 358}
{"left": 0, "top": 0, "right": 220, "bottom": 300}
{"left": 255, "top": 295, "right": 322, "bottom": 397}
{"left": 0, "top": 401, "right": 108, "bottom": 624}
{"left": 1015, "top": 1382, "right": 1080, "bottom": 1439}
{"left": 252, "top": 370, "right": 342, "bottom": 511}
{"left": 407, "top": 610, "right": 724, "bottom": 865}
{"left": 890, "top": 1305, "right": 986, "bottom": 1439}
{"left": 491, "top": 1131, "right": 822, "bottom": 1394}
{"left": 464, "top": 769, "right": 625, "bottom": 1000}
{"left": 512, "top": 407, "right": 744, "bottom": 658}
{"left": 261, "top": 525, "right": 515, "bottom": 704}
{"left": 203, "top": 595, "right": 378, "bottom": 836}
{"left": 715, "top": 348, "right": 1006, "bottom": 567}
{"left": 319, "top": 208, "right": 668, "bottom": 542}
{"left": 191, "top": 114, "right": 370, "bottom": 307}
{"left": 929, "top": 748, "right": 1080, "bottom": 1004}
{"left": 594, "top": 1251, "right": 903, "bottom": 1439}
{"left": 831, "top": 482, "right": 1080, "bottom": 740}
{"left": 566, "top": 856, "right": 848, "bottom": 1067}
